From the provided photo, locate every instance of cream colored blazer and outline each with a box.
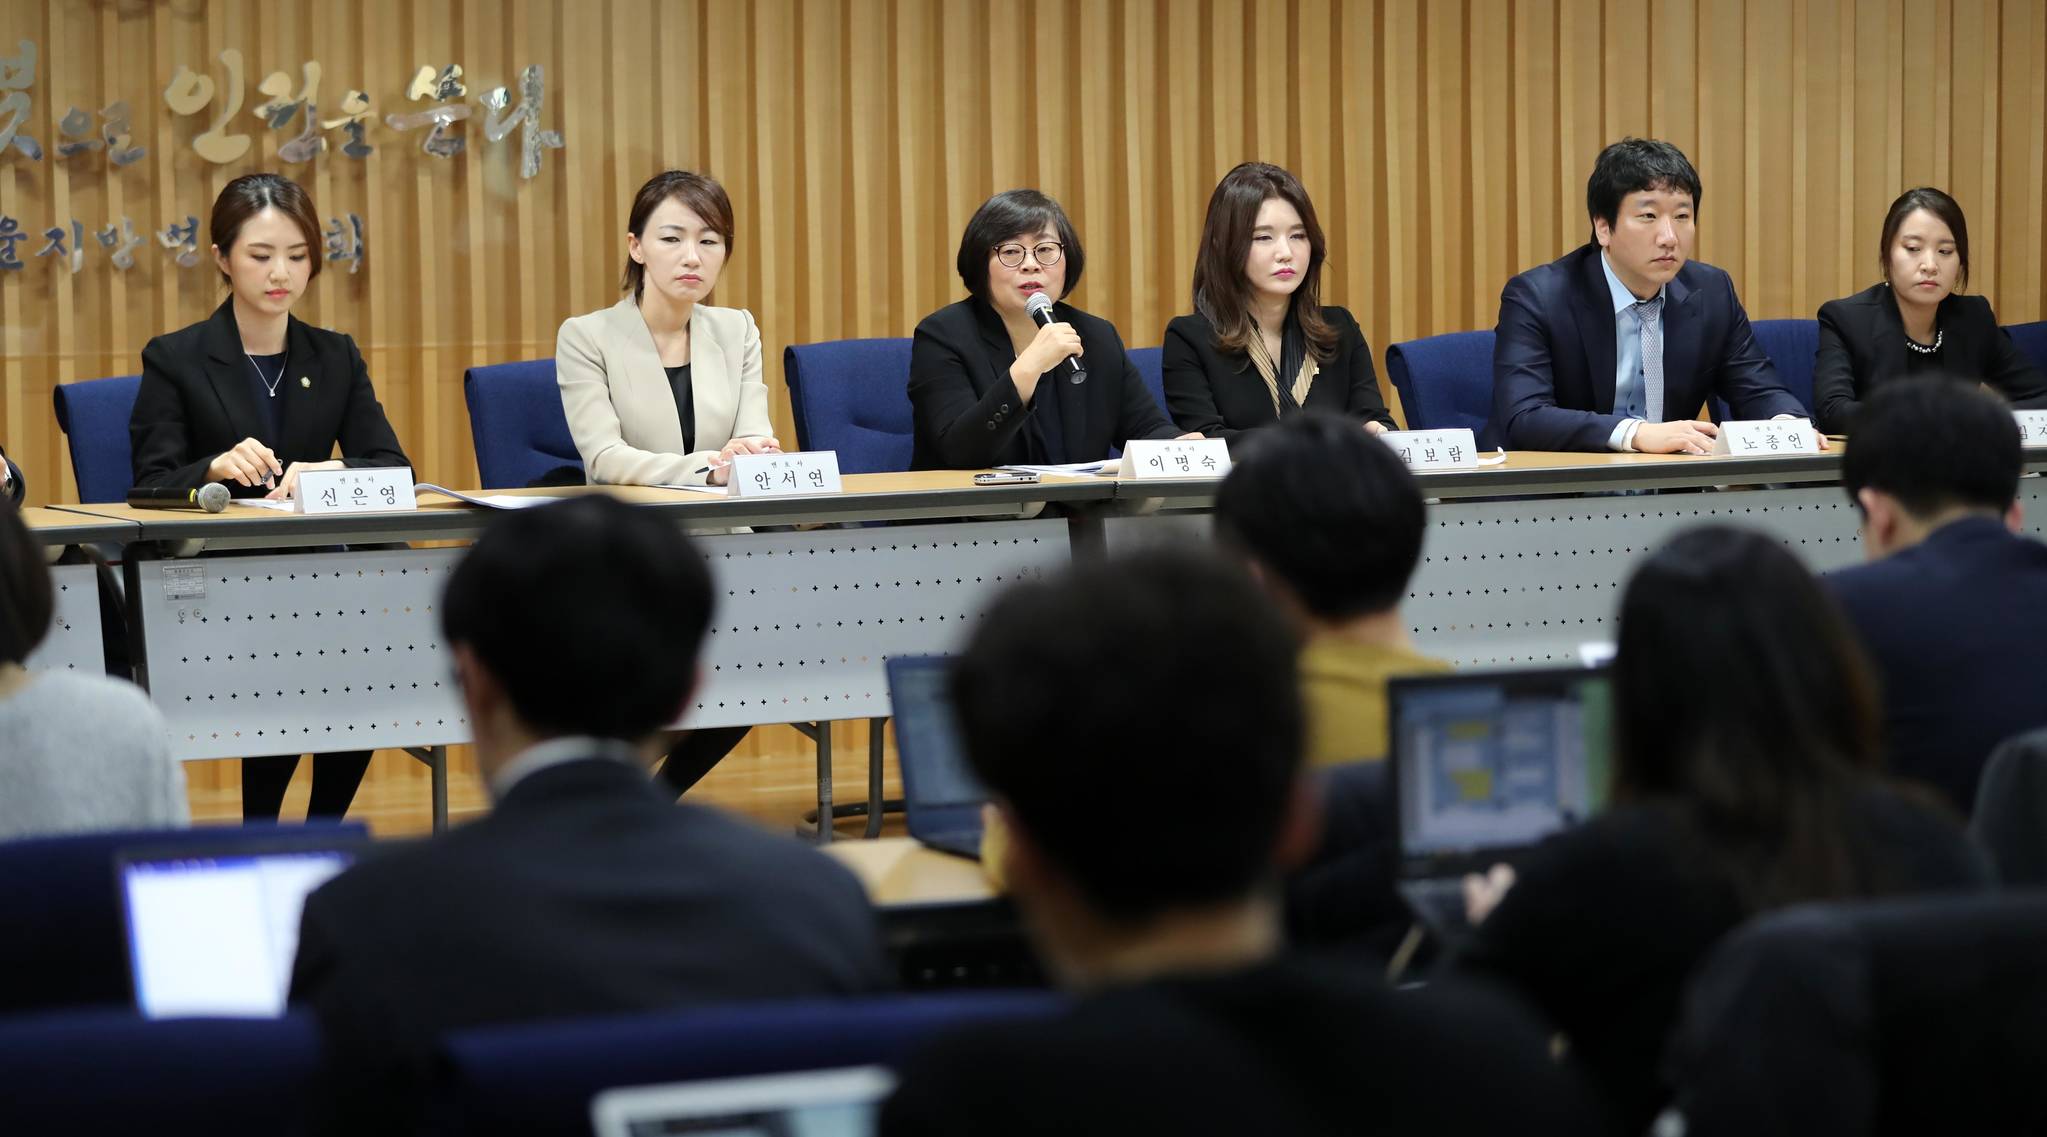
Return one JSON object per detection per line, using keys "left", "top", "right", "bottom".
{"left": 555, "top": 298, "right": 775, "bottom": 486}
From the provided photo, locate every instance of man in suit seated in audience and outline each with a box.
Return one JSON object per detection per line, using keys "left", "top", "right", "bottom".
{"left": 289, "top": 497, "right": 891, "bottom": 1132}
{"left": 1828, "top": 377, "right": 2047, "bottom": 813}
{"left": 1492, "top": 137, "right": 1811, "bottom": 453}
{"left": 882, "top": 550, "right": 1605, "bottom": 1137}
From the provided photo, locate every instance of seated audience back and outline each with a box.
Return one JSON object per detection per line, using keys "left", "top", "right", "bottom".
{"left": 1826, "top": 377, "right": 2047, "bottom": 813}
{"left": 1970, "top": 728, "right": 2047, "bottom": 885}
{"left": 0, "top": 501, "right": 184, "bottom": 840}
{"left": 1457, "top": 526, "right": 1990, "bottom": 1132}
{"left": 287, "top": 497, "right": 890, "bottom": 1134}
{"left": 883, "top": 550, "right": 1604, "bottom": 1137}
{"left": 1665, "top": 892, "right": 2047, "bottom": 1137}
{"left": 1213, "top": 411, "right": 1449, "bottom": 951}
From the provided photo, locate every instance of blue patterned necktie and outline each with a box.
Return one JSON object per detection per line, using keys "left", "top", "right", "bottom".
{"left": 1632, "top": 296, "right": 1666, "bottom": 423}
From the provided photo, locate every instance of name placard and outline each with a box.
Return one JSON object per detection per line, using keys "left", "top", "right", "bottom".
{"left": 295, "top": 466, "right": 418, "bottom": 515}
{"left": 1115, "top": 438, "right": 1232, "bottom": 480}
{"left": 2015, "top": 410, "right": 2047, "bottom": 448}
{"left": 1379, "top": 428, "right": 1480, "bottom": 470}
{"left": 727, "top": 451, "right": 844, "bottom": 498}
{"left": 1711, "top": 418, "right": 1816, "bottom": 456}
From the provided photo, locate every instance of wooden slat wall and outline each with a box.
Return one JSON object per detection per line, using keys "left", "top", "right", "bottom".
{"left": 5, "top": 0, "right": 2046, "bottom": 506}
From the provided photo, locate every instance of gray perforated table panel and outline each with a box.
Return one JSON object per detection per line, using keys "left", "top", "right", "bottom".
{"left": 1106, "top": 481, "right": 2047, "bottom": 668}
{"left": 129, "top": 519, "right": 1072, "bottom": 762}
{"left": 24, "top": 564, "right": 105, "bottom": 675}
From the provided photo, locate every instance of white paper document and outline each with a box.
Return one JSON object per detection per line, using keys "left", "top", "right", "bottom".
{"left": 413, "top": 483, "right": 569, "bottom": 510}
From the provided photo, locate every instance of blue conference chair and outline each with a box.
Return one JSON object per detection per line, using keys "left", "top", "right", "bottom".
{"left": 0, "top": 1009, "right": 322, "bottom": 1136}
{"left": 1749, "top": 318, "right": 1819, "bottom": 415}
{"left": 1128, "top": 345, "right": 1169, "bottom": 421}
{"left": 1384, "top": 330, "right": 1496, "bottom": 437}
{"left": 2007, "top": 321, "right": 2047, "bottom": 378}
{"left": 0, "top": 821, "right": 367, "bottom": 1015}
{"left": 462, "top": 359, "right": 585, "bottom": 489}
{"left": 51, "top": 374, "right": 142, "bottom": 503}
{"left": 782, "top": 338, "right": 915, "bottom": 474}
{"left": 1710, "top": 318, "right": 1819, "bottom": 423}
{"left": 432, "top": 991, "right": 1060, "bottom": 1135}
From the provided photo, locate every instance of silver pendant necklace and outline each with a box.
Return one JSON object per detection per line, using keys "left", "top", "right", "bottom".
{"left": 245, "top": 347, "right": 288, "bottom": 397}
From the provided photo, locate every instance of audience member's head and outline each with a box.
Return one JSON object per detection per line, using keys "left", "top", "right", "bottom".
{"left": 1614, "top": 526, "right": 1882, "bottom": 908}
{"left": 950, "top": 549, "right": 1309, "bottom": 979}
{"left": 1214, "top": 412, "right": 1426, "bottom": 626}
{"left": 441, "top": 497, "right": 714, "bottom": 767}
{"left": 0, "top": 501, "right": 52, "bottom": 667}
{"left": 1842, "top": 377, "right": 2022, "bottom": 558}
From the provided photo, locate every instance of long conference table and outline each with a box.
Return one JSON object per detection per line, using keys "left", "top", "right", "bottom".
{"left": 24, "top": 452, "right": 2047, "bottom": 836}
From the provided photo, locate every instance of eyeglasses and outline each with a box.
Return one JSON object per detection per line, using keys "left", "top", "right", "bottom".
{"left": 993, "top": 241, "right": 1064, "bottom": 269}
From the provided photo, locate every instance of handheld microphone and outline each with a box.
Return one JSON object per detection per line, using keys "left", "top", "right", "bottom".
{"left": 1025, "top": 292, "right": 1087, "bottom": 385}
{"left": 127, "top": 482, "right": 232, "bottom": 513}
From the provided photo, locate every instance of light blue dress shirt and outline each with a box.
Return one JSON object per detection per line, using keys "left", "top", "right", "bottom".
{"left": 1600, "top": 251, "right": 1664, "bottom": 452}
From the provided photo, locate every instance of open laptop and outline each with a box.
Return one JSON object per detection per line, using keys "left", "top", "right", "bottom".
{"left": 118, "top": 832, "right": 366, "bottom": 1018}
{"left": 592, "top": 1065, "right": 895, "bottom": 1137}
{"left": 1386, "top": 667, "right": 1613, "bottom": 936}
{"left": 885, "top": 655, "right": 987, "bottom": 860}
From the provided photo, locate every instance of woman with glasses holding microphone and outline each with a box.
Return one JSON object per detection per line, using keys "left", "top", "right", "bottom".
{"left": 908, "top": 189, "right": 1195, "bottom": 470}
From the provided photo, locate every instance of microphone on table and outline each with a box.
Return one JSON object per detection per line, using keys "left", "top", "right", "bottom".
{"left": 127, "top": 482, "right": 232, "bottom": 513}
{"left": 1025, "top": 291, "right": 1088, "bottom": 385}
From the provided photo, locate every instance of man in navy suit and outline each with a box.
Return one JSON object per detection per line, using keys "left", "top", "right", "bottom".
{"left": 1828, "top": 378, "right": 2047, "bottom": 814}
{"left": 1492, "top": 138, "right": 1810, "bottom": 453}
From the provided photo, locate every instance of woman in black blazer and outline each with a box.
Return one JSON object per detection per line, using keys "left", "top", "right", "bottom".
{"left": 130, "top": 173, "right": 409, "bottom": 821}
{"left": 908, "top": 189, "right": 1192, "bottom": 470}
{"left": 1814, "top": 186, "right": 2047, "bottom": 434}
{"left": 1456, "top": 528, "right": 1988, "bottom": 1131}
{"left": 1162, "top": 163, "right": 1394, "bottom": 450}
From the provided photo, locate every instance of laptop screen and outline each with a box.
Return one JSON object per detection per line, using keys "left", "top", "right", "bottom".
{"left": 120, "top": 843, "right": 357, "bottom": 1018}
{"left": 1390, "top": 668, "right": 1613, "bottom": 862}
{"left": 591, "top": 1065, "right": 895, "bottom": 1137}
{"left": 885, "top": 656, "right": 986, "bottom": 810}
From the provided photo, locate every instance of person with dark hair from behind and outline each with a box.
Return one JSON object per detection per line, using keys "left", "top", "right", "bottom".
{"left": 289, "top": 497, "right": 890, "bottom": 1134}
{"left": 0, "top": 500, "right": 185, "bottom": 838}
{"left": 1214, "top": 412, "right": 1449, "bottom": 950}
{"left": 1492, "top": 138, "right": 1813, "bottom": 453}
{"left": 1813, "top": 187, "right": 2047, "bottom": 435}
{"left": 883, "top": 550, "right": 1606, "bottom": 1137}
{"left": 1162, "top": 162, "right": 1396, "bottom": 448}
{"left": 131, "top": 172, "right": 410, "bottom": 822}
{"left": 1828, "top": 378, "right": 2047, "bottom": 812}
{"left": 908, "top": 188, "right": 1197, "bottom": 470}
{"left": 1215, "top": 411, "right": 1447, "bottom": 768}
{"left": 1457, "top": 526, "right": 1990, "bottom": 1132}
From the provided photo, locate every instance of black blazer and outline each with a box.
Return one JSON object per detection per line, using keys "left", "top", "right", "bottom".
{"left": 289, "top": 756, "right": 891, "bottom": 1133}
{"left": 1492, "top": 243, "right": 1803, "bottom": 451}
{"left": 130, "top": 299, "right": 409, "bottom": 495}
{"left": 908, "top": 297, "right": 1175, "bottom": 469}
{"left": 1813, "top": 283, "right": 2047, "bottom": 434}
{"left": 1826, "top": 517, "right": 2047, "bottom": 813}
{"left": 1160, "top": 307, "right": 1395, "bottom": 450}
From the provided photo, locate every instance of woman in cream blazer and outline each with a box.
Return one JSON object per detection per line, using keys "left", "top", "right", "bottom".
{"left": 556, "top": 170, "right": 778, "bottom": 796}
{"left": 557, "top": 170, "right": 780, "bottom": 490}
